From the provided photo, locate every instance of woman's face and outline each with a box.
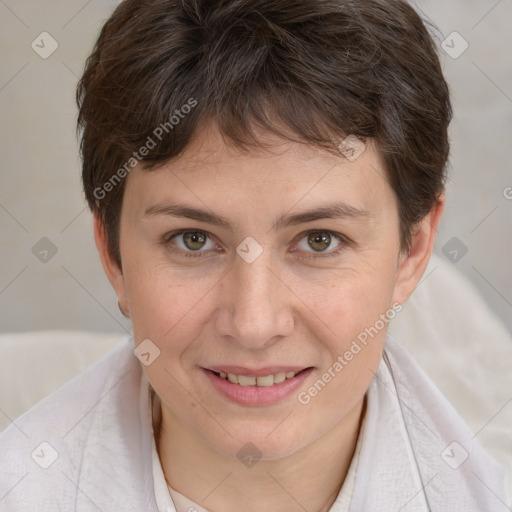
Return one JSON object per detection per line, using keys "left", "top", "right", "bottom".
{"left": 98, "top": 122, "right": 435, "bottom": 461}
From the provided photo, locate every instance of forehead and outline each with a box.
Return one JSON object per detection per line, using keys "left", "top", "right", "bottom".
{"left": 123, "top": 122, "right": 397, "bottom": 221}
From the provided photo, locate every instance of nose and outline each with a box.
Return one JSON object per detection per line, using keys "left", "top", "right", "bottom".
{"left": 214, "top": 249, "right": 295, "bottom": 350}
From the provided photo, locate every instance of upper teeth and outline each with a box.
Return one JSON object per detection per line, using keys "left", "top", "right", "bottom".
{"left": 219, "top": 371, "right": 299, "bottom": 387}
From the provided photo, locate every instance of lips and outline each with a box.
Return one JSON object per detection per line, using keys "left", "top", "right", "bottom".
{"left": 202, "top": 366, "right": 314, "bottom": 406}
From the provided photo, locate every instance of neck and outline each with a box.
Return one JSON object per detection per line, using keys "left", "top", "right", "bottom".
{"left": 154, "top": 393, "right": 366, "bottom": 512}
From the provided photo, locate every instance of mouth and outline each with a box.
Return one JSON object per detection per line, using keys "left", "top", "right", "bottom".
{"left": 208, "top": 368, "right": 309, "bottom": 387}
{"left": 202, "top": 366, "right": 314, "bottom": 406}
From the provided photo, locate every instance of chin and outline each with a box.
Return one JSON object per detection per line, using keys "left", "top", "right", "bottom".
{"left": 209, "top": 423, "right": 312, "bottom": 462}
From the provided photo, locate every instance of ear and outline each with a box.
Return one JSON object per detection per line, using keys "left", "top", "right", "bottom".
{"left": 392, "top": 194, "right": 445, "bottom": 305}
{"left": 93, "top": 212, "right": 130, "bottom": 317}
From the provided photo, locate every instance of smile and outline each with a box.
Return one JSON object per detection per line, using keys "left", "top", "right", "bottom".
{"left": 214, "top": 370, "right": 303, "bottom": 387}
{"left": 202, "top": 367, "right": 314, "bottom": 406}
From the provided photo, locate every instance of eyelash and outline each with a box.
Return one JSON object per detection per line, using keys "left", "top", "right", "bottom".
{"left": 162, "top": 229, "right": 349, "bottom": 260}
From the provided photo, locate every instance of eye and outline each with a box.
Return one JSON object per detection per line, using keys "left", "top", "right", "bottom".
{"left": 162, "top": 229, "right": 349, "bottom": 260}
{"left": 164, "top": 230, "right": 218, "bottom": 258}
{"left": 293, "top": 230, "right": 346, "bottom": 259}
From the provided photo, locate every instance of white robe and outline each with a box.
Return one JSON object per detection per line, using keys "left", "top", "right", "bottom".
{"left": 0, "top": 334, "right": 508, "bottom": 511}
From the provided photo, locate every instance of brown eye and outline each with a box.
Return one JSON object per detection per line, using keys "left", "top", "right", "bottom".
{"left": 164, "top": 230, "right": 217, "bottom": 257}
{"left": 182, "top": 231, "right": 208, "bottom": 251}
{"left": 307, "top": 232, "right": 332, "bottom": 252}
{"left": 293, "top": 230, "right": 347, "bottom": 260}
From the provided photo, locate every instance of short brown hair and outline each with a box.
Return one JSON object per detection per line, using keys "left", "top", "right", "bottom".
{"left": 77, "top": 0, "right": 452, "bottom": 269}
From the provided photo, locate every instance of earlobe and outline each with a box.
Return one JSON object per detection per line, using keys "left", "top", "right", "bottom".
{"left": 392, "top": 195, "right": 445, "bottom": 305}
{"left": 92, "top": 212, "right": 130, "bottom": 317}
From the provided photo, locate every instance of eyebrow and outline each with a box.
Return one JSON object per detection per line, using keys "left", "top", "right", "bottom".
{"left": 143, "top": 201, "right": 372, "bottom": 231}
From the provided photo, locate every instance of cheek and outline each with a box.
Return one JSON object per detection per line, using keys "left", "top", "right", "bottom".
{"left": 292, "top": 271, "right": 394, "bottom": 422}
{"left": 293, "top": 263, "right": 397, "bottom": 391}
{"left": 296, "top": 263, "right": 397, "bottom": 342}
{"left": 125, "top": 265, "right": 208, "bottom": 349}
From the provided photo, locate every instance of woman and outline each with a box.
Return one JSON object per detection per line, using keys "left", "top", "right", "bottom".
{"left": 0, "top": 0, "right": 507, "bottom": 510}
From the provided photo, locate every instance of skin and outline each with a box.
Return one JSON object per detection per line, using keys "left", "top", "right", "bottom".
{"left": 94, "top": 120, "right": 444, "bottom": 512}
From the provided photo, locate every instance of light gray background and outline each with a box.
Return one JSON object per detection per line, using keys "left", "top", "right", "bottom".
{"left": 0, "top": 0, "right": 511, "bottom": 335}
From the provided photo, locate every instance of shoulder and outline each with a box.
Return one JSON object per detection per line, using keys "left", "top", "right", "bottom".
{"left": 0, "top": 337, "right": 155, "bottom": 511}
{"left": 380, "top": 335, "right": 508, "bottom": 508}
